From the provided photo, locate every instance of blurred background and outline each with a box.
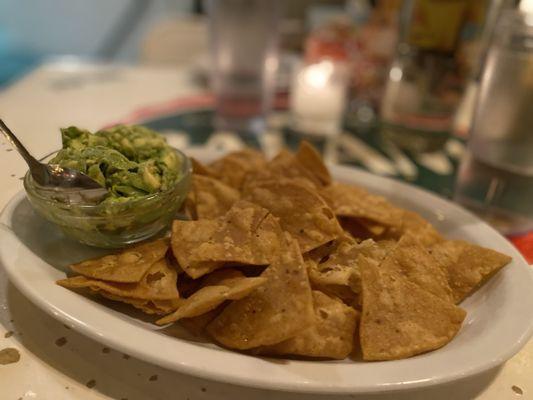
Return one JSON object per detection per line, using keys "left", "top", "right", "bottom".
{"left": 0, "top": 0, "right": 532, "bottom": 259}
{"left": 0, "top": 0, "right": 196, "bottom": 84}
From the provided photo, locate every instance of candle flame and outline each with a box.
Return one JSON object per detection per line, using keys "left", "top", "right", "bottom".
{"left": 300, "top": 61, "right": 335, "bottom": 89}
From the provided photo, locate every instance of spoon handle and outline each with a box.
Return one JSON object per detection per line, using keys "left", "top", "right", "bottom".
{"left": 0, "top": 119, "right": 42, "bottom": 170}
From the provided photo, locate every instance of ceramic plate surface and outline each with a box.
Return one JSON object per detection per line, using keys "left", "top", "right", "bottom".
{"left": 1, "top": 147, "right": 532, "bottom": 394}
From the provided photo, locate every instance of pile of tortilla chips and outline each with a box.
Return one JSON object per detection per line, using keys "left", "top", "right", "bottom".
{"left": 57, "top": 142, "right": 512, "bottom": 361}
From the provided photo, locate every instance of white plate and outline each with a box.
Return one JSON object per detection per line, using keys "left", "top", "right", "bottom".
{"left": 1, "top": 148, "right": 532, "bottom": 394}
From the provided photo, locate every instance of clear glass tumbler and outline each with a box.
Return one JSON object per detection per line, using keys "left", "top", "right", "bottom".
{"left": 208, "top": 0, "right": 281, "bottom": 136}
{"left": 454, "top": 10, "right": 533, "bottom": 234}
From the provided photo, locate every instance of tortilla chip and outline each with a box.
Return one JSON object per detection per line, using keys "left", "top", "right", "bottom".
{"left": 306, "top": 261, "right": 358, "bottom": 306}
{"left": 295, "top": 141, "right": 332, "bottom": 186}
{"left": 307, "top": 239, "right": 393, "bottom": 293}
{"left": 171, "top": 201, "right": 282, "bottom": 278}
{"left": 58, "top": 257, "right": 179, "bottom": 300}
{"left": 179, "top": 305, "right": 227, "bottom": 336}
{"left": 69, "top": 238, "right": 169, "bottom": 283}
{"left": 338, "top": 217, "right": 377, "bottom": 240}
{"left": 191, "top": 157, "right": 217, "bottom": 176}
{"left": 243, "top": 180, "right": 341, "bottom": 253}
{"left": 259, "top": 291, "right": 358, "bottom": 359}
{"left": 181, "top": 189, "right": 197, "bottom": 220}
{"left": 374, "top": 239, "right": 397, "bottom": 258}
{"left": 385, "top": 210, "right": 442, "bottom": 246}
{"left": 207, "top": 234, "right": 314, "bottom": 349}
{"left": 320, "top": 183, "right": 404, "bottom": 228}
{"left": 307, "top": 240, "right": 362, "bottom": 294}
{"left": 306, "top": 239, "right": 340, "bottom": 264}
{"left": 430, "top": 240, "right": 512, "bottom": 303}
{"left": 359, "top": 256, "right": 466, "bottom": 361}
{"left": 156, "top": 269, "right": 267, "bottom": 325}
{"left": 358, "top": 220, "right": 387, "bottom": 237}
{"left": 192, "top": 174, "right": 240, "bottom": 219}
{"left": 100, "top": 292, "right": 181, "bottom": 315}
{"left": 379, "top": 234, "right": 453, "bottom": 303}
{"left": 176, "top": 274, "right": 202, "bottom": 298}
{"left": 209, "top": 149, "right": 267, "bottom": 189}
{"left": 258, "top": 148, "right": 326, "bottom": 189}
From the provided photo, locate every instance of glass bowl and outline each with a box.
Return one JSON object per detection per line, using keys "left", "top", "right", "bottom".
{"left": 24, "top": 149, "right": 191, "bottom": 248}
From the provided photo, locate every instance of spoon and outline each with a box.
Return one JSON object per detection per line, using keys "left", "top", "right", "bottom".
{"left": 0, "top": 119, "right": 108, "bottom": 203}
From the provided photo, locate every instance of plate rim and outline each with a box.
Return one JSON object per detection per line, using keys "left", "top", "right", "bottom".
{"left": 1, "top": 148, "right": 533, "bottom": 394}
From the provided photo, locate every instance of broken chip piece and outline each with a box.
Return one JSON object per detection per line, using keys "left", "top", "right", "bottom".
{"left": 307, "top": 238, "right": 394, "bottom": 297}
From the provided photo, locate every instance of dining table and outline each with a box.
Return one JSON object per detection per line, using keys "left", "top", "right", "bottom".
{"left": 0, "top": 59, "right": 531, "bottom": 400}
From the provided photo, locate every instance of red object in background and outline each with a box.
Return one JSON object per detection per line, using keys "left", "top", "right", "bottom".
{"left": 305, "top": 23, "right": 353, "bottom": 63}
{"left": 507, "top": 232, "right": 533, "bottom": 265}
{"left": 304, "top": 14, "right": 398, "bottom": 107}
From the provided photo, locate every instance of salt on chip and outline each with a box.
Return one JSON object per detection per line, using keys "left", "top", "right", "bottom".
{"left": 58, "top": 257, "right": 179, "bottom": 300}
{"left": 192, "top": 174, "right": 240, "bottom": 219}
{"left": 243, "top": 180, "right": 341, "bottom": 253}
{"left": 171, "top": 201, "right": 282, "bottom": 278}
{"left": 320, "top": 183, "right": 404, "bottom": 228}
{"left": 379, "top": 234, "right": 453, "bottom": 303}
{"left": 259, "top": 291, "right": 358, "bottom": 359}
{"left": 156, "top": 270, "right": 266, "bottom": 325}
{"left": 209, "top": 149, "right": 267, "bottom": 189}
{"left": 430, "top": 240, "right": 512, "bottom": 304}
{"left": 100, "top": 292, "right": 181, "bottom": 315}
{"left": 359, "top": 256, "right": 466, "bottom": 361}
{"left": 207, "top": 234, "right": 314, "bottom": 350}
{"left": 69, "top": 238, "right": 169, "bottom": 283}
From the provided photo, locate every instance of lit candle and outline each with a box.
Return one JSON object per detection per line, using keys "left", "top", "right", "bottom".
{"left": 290, "top": 60, "right": 348, "bottom": 136}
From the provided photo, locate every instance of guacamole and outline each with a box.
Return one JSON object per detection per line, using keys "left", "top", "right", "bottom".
{"left": 50, "top": 125, "right": 181, "bottom": 203}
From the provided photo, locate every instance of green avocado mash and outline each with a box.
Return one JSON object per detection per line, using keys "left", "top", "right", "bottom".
{"left": 50, "top": 125, "right": 181, "bottom": 203}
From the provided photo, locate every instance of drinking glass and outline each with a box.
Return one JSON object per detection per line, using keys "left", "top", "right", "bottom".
{"left": 208, "top": 0, "right": 281, "bottom": 136}
{"left": 454, "top": 10, "right": 533, "bottom": 234}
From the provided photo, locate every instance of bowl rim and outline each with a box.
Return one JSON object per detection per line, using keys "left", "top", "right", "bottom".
{"left": 23, "top": 147, "right": 192, "bottom": 211}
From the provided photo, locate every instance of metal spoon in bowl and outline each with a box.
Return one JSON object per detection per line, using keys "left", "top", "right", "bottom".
{"left": 0, "top": 119, "right": 108, "bottom": 203}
